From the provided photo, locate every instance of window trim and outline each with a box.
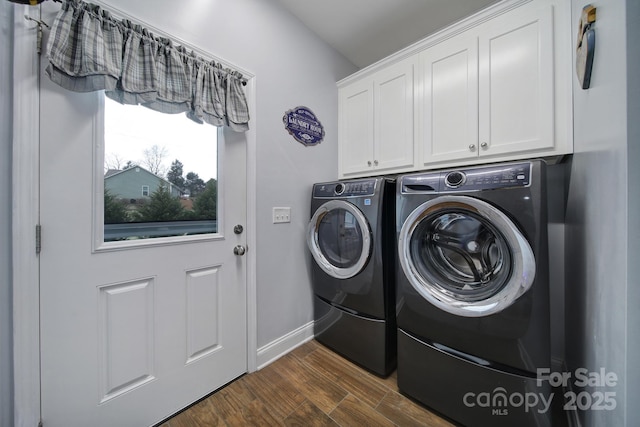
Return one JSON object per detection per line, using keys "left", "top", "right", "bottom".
{"left": 94, "top": 93, "right": 224, "bottom": 253}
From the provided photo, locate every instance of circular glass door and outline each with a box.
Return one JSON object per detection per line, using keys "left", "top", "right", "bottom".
{"left": 398, "top": 195, "right": 535, "bottom": 317}
{"left": 307, "top": 200, "right": 372, "bottom": 279}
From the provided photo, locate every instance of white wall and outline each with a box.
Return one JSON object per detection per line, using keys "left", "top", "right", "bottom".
{"left": 61, "top": 0, "right": 358, "bottom": 351}
{"left": 565, "top": 0, "right": 638, "bottom": 425}
{"left": 624, "top": 0, "right": 640, "bottom": 423}
{"left": 1, "top": 2, "right": 14, "bottom": 427}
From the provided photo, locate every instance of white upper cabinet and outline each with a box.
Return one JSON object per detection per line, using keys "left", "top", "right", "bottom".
{"left": 374, "top": 59, "right": 416, "bottom": 173}
{"left": 419, "top": 32, "right": 479, "bottom": 165}
{"left": 338, "top": 0, "right": 572, "bottom": 178}
{"left": 477, "top": 1, "right": 555, "bottom": 157}
{"left": 419, "top": 0, "right": 558, "bottom": 167}
{"left": 339, "top": 78, "right": 374, "bottom": 176}
{"left": 339, "top": 56, "right": 416, "bottom": 178}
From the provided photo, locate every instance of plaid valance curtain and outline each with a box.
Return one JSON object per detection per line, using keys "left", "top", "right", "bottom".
{"left": 45, "top": 0, "right": 250, "bottom": 132}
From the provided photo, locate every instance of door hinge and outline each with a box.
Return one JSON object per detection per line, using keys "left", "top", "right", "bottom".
{"left": 38, "top": 419, "right": 43, "bottom": 427}
{"left": 35, "top": 224, "right": 42, "bottom": 254}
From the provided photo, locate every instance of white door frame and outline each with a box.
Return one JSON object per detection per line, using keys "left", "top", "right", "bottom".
{"left": 11, "top": 5, "right": 258, "bottom": 425}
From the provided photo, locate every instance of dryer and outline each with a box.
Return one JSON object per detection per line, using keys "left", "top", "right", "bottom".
{"left": 396, "top": 160, "right": 553, "bottom": 426}
{"left": 307, "top": 177, "right": 396, "bottom": 376}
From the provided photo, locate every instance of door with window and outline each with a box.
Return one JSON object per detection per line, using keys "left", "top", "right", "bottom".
{"left": 38, "top": 5, "right": 248, "bottom": 426}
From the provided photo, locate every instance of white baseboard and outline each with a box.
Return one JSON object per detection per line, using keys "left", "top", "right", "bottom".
{"left": 256, "top": 321, "right": 314, "bottom": 370}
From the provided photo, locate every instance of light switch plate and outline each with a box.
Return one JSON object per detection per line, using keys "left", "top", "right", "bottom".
{"left": 273, "top": 207, "right": 291, "bottom": 224}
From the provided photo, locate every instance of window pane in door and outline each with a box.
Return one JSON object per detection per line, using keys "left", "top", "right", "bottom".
{"left": 103, "top": 96, "right": 218, "bottom": 241}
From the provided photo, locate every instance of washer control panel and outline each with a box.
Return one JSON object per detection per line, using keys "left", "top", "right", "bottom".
{"left": 401, "top": 162, "right": 532, "bottom": 193}
{"left": 314, "top": 179, "right": 377, "bottom": 198}
{"left": 457, "top": 162, "right": 531, "bottom": 191}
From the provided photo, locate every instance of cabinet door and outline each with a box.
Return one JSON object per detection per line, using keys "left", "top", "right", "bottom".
{"left": 373, "top": 57, "right": 416, "bottom": 172}
{"left": 478, "top": 2, "right": 554, "bottom": 156}
{"left": 419, "top": 34, "right": 479, "bottom": 166}
{"left": 339, "top": 80, "right": 374, "bottom": 176}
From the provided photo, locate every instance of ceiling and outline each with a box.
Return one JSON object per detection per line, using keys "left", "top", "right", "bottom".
{"left": 275, "top": 0, "right": 500, "bottom": 69}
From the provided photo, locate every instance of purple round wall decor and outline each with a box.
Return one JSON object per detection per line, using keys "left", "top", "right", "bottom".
{"left": 283, "top": 106, "right": 325, "bottom": 147}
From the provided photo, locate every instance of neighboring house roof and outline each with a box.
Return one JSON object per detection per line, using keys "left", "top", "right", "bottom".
{"left": 104, "top": 169, "right": 121, "bottom": 178}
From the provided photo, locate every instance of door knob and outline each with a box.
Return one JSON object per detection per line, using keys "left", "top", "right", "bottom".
{"left": 480, "top": 142, "right": 489, "bottom": 149}
{"left": 233, "top": 245, "right": 246, "bottom": 256}
{"left": 469, "top": 144, "right": 476, "bottom": 151}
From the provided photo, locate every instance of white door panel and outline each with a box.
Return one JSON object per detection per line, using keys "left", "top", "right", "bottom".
{"left": 38, "top": 4, "right": 247, "bottom": 426}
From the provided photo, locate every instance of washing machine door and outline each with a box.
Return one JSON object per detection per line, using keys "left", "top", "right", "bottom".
{"left": 307, "top": 200, "right": 372, "bottom": 279}
{"left": 398, "top": 195, "right": 535, "bottom": 317}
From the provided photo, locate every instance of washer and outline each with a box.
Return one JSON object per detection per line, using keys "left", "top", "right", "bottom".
{"left": 396, "top": 160, "right": 552, "bottom": 426}
{"left": 307, "top": 177, "right": 396, "bottom": 376}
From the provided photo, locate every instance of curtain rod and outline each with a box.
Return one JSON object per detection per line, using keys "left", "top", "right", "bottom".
{"left": 46, "top": 0, "right": 251, "bottom": 85}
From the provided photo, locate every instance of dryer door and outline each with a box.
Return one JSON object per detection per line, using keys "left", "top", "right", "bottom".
{"left": 398, "top": 195, "right": 534, "bottom": 317}
{"left": 307, "top": 200, "right": 372, "bottom": 279}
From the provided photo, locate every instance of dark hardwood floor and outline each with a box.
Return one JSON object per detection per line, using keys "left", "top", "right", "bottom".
{"left": 160, "top": 339, "right": 455, "bottom": 426}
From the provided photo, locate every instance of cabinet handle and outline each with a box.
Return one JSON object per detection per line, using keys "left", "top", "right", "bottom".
{"left": 367, "top": 160, "right": 372, "bottom": 167}
{"left": 374, "top": 160, "right": 379, "bottom": 166}
{"left": 480, "top": 142, "right": 489, "bottom": 149}
{"left": 469, "top": 144, "right": 476, "bottom": 152}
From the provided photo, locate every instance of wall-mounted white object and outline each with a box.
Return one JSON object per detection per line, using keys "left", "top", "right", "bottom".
{"left": 272, "top": 207, "right": 291, "bottom": 223}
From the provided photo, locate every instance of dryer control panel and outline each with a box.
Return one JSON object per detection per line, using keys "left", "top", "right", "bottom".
{"left": 313, "top": 179, "right": 377, "bottom": 198}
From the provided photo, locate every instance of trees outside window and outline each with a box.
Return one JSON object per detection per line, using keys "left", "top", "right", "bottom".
{"left": 134, "top": 185, "right": 186, "bottom": 222}
{"left": 104, "top": 189, "right": 128, "bottom": 224}
{"left": 167, "top": 159, "right": 185, "bottom": 188}
{"left": 193, "top": 179, "right": 217, "bottom": 220}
